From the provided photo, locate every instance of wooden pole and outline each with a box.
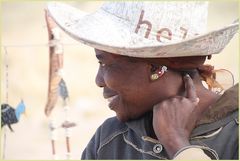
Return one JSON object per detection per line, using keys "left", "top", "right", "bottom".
{"left": 45, "top": 10, "right": 62, "bottom": 160}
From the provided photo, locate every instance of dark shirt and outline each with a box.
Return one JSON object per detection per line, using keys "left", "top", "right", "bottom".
{"left": 81, "top": 84, "right": 238, "bottom": 159}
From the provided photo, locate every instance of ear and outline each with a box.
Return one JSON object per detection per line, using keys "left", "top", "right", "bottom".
{"left": 146, "top": 63, "right": 156, "bottom": 74}
{"left": 148, "top": 64, "right": 168, "bottom": 81}
{"left": 149, "top": 63, "right": 158, "bottom": 72}
{"left": 146, "top": 63, "right": 155, "bottom": 80}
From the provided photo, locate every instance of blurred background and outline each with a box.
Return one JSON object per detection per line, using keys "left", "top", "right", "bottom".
{"left": 1, "top": 1, "right": 239, "bottom": 160}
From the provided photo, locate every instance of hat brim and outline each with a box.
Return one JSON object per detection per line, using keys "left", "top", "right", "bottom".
{"left": 47, "top": 2, "right": 239, "bottom": 58}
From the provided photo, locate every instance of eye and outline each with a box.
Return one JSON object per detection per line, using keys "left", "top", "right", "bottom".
{"left": 98, "top": 61, "right": 106, "bottom": 67}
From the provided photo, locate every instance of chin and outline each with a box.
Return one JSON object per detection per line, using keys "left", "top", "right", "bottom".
{"left": 115, "top": 111, "right": 146, "bottom": 122}
{"left": 115, "top": 112, "right": 130, "bottom": 122}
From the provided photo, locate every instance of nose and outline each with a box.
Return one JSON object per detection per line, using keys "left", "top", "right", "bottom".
{"left": 95, "top": 68, "right": 106, "bottom": 88}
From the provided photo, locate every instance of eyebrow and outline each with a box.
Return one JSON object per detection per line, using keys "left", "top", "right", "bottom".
{"left": 96, "top": 54, "right": 105, "bottom": 60}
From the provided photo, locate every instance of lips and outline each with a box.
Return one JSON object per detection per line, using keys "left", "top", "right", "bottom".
{"left": 105, "top": 95, "right": 118, "bottom": 109}
{"left": 107, "top": 95, "right": 118, "bottom": 103}
{"left": 103, "top": 87, "right": 118, "bottom": 98}
{"left": 103, "top": 88, "right": 119, "bottom": 109}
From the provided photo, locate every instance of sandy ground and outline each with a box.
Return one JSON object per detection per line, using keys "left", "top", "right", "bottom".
{"left": 1, "top": 1, "right": 239, "bottom": 160}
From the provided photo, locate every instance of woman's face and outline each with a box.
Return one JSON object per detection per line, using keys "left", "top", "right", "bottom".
{"left": 95, "top": 49, "right": 169, "bottom": 122}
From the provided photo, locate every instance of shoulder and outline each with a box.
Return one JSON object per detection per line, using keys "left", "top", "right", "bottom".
{"left": 91, "top": 116, "right": 128, "bottom": 155}
{"left": 102, "top": 116, "right": 126, "bottom": 128}
{"left": 81, "top": 116, "right": 128, "bottom": 159}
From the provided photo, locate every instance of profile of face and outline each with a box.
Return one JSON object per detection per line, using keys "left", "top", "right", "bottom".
{"left": 95, "top": 49, "right": 181, "bottom": 122}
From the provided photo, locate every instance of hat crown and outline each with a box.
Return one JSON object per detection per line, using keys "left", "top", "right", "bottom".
{"left": 47, "top": 2, "right": 238, "bottom": 58}
{"left": 101, "top": 1, "right": 208, "bottom": 43}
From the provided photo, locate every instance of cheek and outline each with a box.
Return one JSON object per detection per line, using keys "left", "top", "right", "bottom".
{"left": 104, "top": 71, "right": 122, "bottom": 89}
{"left": 104, "top": 68, "right": 132, "bottom": 91}
{"left": 107, "top": 74, "right": 146, "bottom": 96}
{"left": 104, "top": 64, "right": 150, "bottom": 98}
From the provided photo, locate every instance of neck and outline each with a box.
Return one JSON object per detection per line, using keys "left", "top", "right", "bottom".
{"left": 196, "top": 87, "right": 220, "bottom": 108}
{"left": 195, "top": 84, "right": 220, "bottom": 115}
{"left": 176, "top": 73, "right": 220, "bottom": 117}
{"left": 186, "top": 72, "right": 220, "bottom": 114}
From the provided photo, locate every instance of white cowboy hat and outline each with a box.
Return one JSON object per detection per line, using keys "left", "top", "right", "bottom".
{"left": 47, "top": 2, "right": 238, "bottom": 58}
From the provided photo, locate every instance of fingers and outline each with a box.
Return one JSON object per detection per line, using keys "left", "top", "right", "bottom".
{"left": 184, "top": 74, "right": 199, "bottom": 105}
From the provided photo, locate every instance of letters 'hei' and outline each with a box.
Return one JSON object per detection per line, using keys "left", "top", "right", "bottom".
{"left": 135, "top": 10, "right": 188, "bottom": 42}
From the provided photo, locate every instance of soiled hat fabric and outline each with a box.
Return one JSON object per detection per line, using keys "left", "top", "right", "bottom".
{"left": 47, "top": 2, "right": 238, "bottom": 58}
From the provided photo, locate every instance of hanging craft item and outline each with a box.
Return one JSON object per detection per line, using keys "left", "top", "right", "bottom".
{"left": 45, "top": 10, "right": 76, "bottom": 160}
{"left": 1, "top": 100, "right": 26, "bottom": 132}
{"left": 44, "top": 10, "right": 63, "bottom": 117}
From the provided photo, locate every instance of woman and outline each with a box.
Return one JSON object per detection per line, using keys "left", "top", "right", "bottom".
{"left": 47, "top": 1, "right": 238, "bottom": 159}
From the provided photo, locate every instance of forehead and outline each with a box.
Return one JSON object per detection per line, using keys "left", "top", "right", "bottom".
{"left": 95, "top": 49, "right": 118, "bottom": 59}
{"left": 95, "top": 49, "right": 141, "bottom": 63}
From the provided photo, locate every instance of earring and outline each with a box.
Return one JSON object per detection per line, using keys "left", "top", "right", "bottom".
{"left": 150, "top": 73, "right": 159, "bottom": 80}
{"left": 150, "top": 66, "right": 167, "bottom": 81}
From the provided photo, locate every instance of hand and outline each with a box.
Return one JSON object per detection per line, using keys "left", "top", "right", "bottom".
{"left": 152, "top": 74, "right": 200, "bottom": 158}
